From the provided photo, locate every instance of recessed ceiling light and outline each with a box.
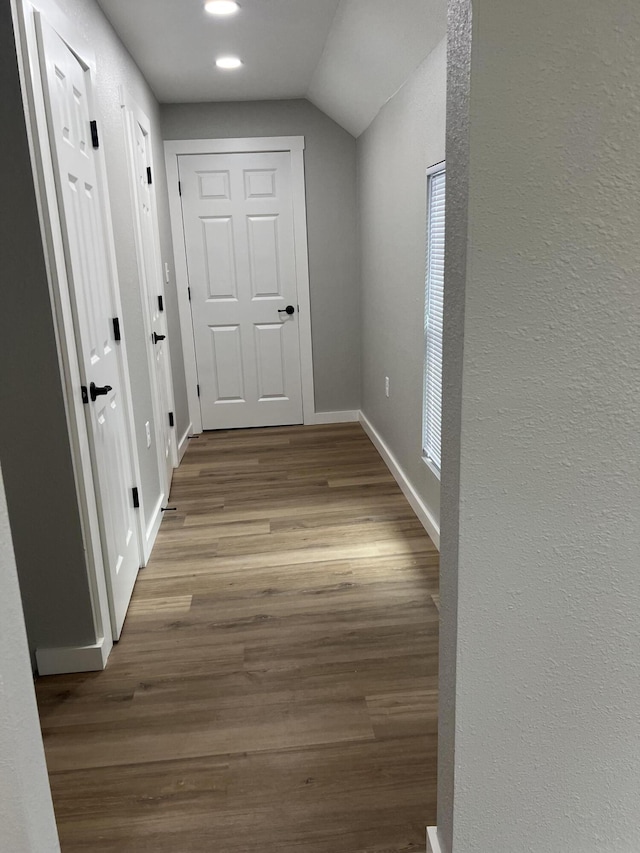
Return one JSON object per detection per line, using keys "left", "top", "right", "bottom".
{"left": 215, "top": 56, "right": 243, "bottom": 69}
{"left": 205, "top": 0, "right": 239, "bottom": 15}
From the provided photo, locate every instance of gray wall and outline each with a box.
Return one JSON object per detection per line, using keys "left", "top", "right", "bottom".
{"left": 161, "top": 99, "right": 360, "bottom": 413}
{"left": 52, "top": 0, "right": 190, "bottom": 524}
{"left": 2, "top": 2, "right": 96, "bottom": 657}
{"left": 440, "top": 1, "right": 640, "bottom": 850}
{"left": 5, "top": 0, "right": 190, "bottom": 660}
{"left": 358, "top": 39, "right": 446, "bottom": 533}
{"left": 0, "top": 462, "right": 60, "bottom": 852}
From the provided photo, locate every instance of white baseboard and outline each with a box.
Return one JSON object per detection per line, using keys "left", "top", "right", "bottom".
{"left": 307, "top": 410, "right": 360, "bottom": 425}
{"left": 142, "top": 493, "right": 164, "bottom": 566}
{"left": 177, "top": 423, "right": 192, "bottom": 463}
{"left": 36, "top": 636, "right": 112, "bottom": 676}
{"left": 359, "top": 412, "right": 440, "bottom": 549}
{"left": 426, "top": 827, "right": 442, "bottom": 853}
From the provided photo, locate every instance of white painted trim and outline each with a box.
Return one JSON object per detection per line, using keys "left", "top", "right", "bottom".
{"left": 163, "top": 136, "right": 316, "bottom": 432}
{"left": 14, "top": 0, "right": 114, "bottom": 662}
{"left": 36, "top": 636, "right": 112, "bottom": 676}
{"left": 164, "top": 136, "right": 305, "bottom": 156}
{"left": 141, "top": 493, "right": 164, "bottom": 566}
{"left": 290, "top": 143, "right": 316, "bottom": 425}
{"left": 426, "top": 827, "right": 443, "bottom": 853}
{"left": 307, "top": 410, "right": 359, "bottom": 425}
{"left": 359, "top": 412, "right": 440, "bottom": 549}
{"left": 427, "top": 160, "right": 446, "bottom": 177}
{"left": 178, "top": 423, "right": 192, "bottom": 463}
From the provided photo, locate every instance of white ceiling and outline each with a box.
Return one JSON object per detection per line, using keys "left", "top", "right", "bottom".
{"left": 97, "top": 0, "right": 447, "bottom": 137}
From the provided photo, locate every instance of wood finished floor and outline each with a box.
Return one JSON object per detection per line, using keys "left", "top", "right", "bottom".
{"left": 36, "top": 423, "right": 439, "bottom": 853}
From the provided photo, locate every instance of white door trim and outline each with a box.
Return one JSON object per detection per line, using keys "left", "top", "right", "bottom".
{"left": 12, "top": 0, "right": 144, "bottom": 668}
{"left": 164, "top": 136, "right": 316, "bottom": 433}
{"left": 426, "top": 827, "right": 443, "bottom": 853}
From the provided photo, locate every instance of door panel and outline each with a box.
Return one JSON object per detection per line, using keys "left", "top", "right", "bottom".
{"left": 210, "top": 326, "right": 246, "bottom": 403}
{"left": 119, "top": 106, "right": 177, "bottom": 497}
{"left": 38, "top": 18, "right": 140, "bottom": 638}
{"left": 202, "top": 217, "right": 238, "bottom": 300}
{"left": 179, "top": 151, "right": 304, "bottom": 430}
{"left": 131, "top": 118, "right": 174, "bottom": 492}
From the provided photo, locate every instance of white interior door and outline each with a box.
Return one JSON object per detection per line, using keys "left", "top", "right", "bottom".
{"left": 124, "top": 102, "right": 176, "bottom": 494}
{"left": 37, "top": 17, "right": 140, "bottom": 639}
{"left": 178, "top": 151, "right": 304, "bottom": 430}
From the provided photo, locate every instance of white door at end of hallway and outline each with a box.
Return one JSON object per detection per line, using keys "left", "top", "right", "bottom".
{"left": 38, "top": 17, "right": 140, "bottom": 638}
{"left": 178, "top": 151, "right": 304, "bottom": 430}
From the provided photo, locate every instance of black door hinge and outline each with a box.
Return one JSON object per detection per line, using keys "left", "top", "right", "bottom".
{"left": 147, "top": 166, "right": 152, "bottom": 185}
{"left": 132, "top": 487, "right": 140, "bottom": 509}
{"left": 197, "top": 384, "right": 200, "bottom": 397}
{"left": 112, "top": 317, "right": 121, "bottom": 341}
{"left": 188, "top": 286, "right": 191, "bottom": 301}
{"left": 158, "top": 294, "right": 164, "bottom": 312}
{"left": 168, "top": 411, "right": 175, "bottom": 427}
{"left": 90, "top": 120, "right": 99, "bottom": 149}
{"left": 178, "top": 180, "right": 182, "bottom": 196}
{"left": 81, "top": 385, "right": 89, "bottom": 404}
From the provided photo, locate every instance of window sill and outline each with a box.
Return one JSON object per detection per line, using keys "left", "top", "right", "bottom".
{"left": 422, "top": 454, "right": 441, "bottom": 481}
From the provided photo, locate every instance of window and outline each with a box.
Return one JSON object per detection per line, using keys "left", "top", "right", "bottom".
{"left": 423, "top": 164, "right": 446, "bottom": 474}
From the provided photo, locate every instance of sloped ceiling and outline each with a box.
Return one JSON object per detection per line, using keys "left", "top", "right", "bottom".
{"left": 307, "top": 0, "right": 446, "bottom": 137}
{"left": 97, "top": 0, "right": 447, "bottom": 137}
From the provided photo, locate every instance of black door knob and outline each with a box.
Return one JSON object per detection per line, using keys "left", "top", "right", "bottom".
{"left": 278, "top": 305, "right": 295, "bottom": 316}
{"left": 90, "top": 382, "right": 112, "bottom": 402}
{"left": 152, "top": 332, "right": 166, "bottom": 344}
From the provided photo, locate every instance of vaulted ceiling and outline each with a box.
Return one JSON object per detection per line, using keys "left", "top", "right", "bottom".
{"left": 97, "top": 0, "right": 446, "bottom": 137}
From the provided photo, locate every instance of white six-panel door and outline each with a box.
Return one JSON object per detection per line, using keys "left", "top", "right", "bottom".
{"left": 178, "top": 151, "right": 304, "bottom": 430}
{"left": 37, "top": 17, "right": 140, "bottom": 639}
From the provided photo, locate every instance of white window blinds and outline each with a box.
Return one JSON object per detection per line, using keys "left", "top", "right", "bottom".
{"left": 423, "top": 167, "right": 446, "bottom": 472}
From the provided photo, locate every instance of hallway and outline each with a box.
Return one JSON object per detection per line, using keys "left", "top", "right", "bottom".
{"left": 36, "top": 424, "right": 439, "bottom": 852}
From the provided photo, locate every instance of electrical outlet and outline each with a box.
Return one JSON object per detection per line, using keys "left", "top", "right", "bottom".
{"left": 385, "top": 376, "right": 390, "bottom": 398}
{"left": 145, "top": 421, "right": 151, "bottom": 448}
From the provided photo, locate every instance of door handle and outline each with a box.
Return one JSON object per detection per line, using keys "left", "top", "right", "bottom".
{"left": 152, "top": 332, "right": 166, "bottom": 344}
{"left": 90, "top": 382, "right": 112, "bottom": 402}
{"left": 278, "top": 305, "right": 295, "bottom": 316}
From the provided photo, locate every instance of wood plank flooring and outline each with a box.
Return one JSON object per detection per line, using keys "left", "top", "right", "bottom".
{"left": 36, "top": 423, "right": 439, "bottom": 853}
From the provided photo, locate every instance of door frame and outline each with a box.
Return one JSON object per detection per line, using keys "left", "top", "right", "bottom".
{"left": 120, "top": 87, "right": 178, "bottom": 524}
{"left": 12, "top": 0, "right": 144, "bottom": 670}
{"left": 164, "top": 136, "right": 316, "bottom": 434}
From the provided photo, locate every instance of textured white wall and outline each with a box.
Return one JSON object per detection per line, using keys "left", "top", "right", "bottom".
{"left": 436, "top": 1, "right": 470, "bottom": 849}
{"left": 441, "top": 1, "right": 640, "bottom": 850}
{"left": 0, "top": 463, "right": 60, "bottom": 852}
{"left": 358, "top": 40, "right": 446, "bottom": 532}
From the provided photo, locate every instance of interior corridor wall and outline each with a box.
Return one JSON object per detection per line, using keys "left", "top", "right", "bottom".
{"left": 6, "top": 0, "right": 190, "bottom": 661}
{"left": 51, "top": 0, "right": 190, "bottom": 523}
{"left": 358, "top": 38, "right": 446, "bottom": 535}
{"left": 0, "top": 462, "right": 60, "bottom": 852}
{"left": 439, "top": 1, "right": 640, "bottom": 850}
{"left": 161, "top": 99, "right": 361, "bottom": 414}
{"left": 2, "top": 1, "right": 96, "bottom": 660}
